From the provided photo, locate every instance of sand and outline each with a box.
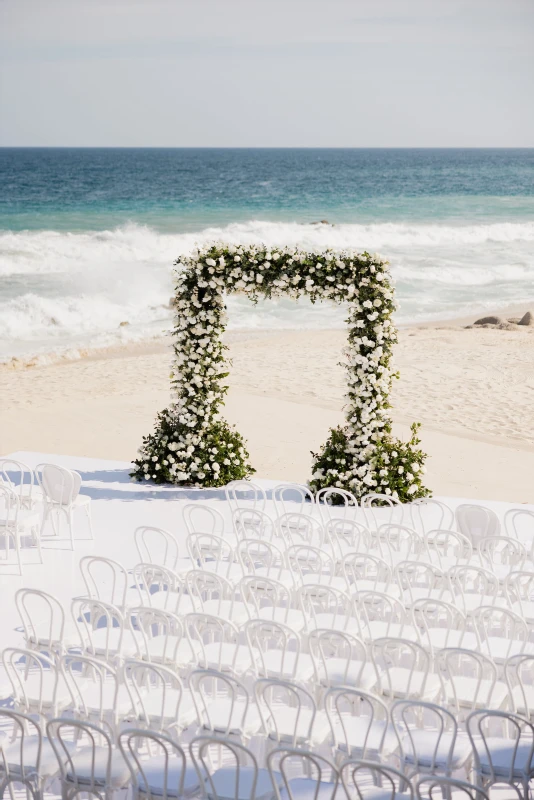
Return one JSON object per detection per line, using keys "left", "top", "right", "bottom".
{"left": 1, "top": 315, "right": 533, "bottom": 503}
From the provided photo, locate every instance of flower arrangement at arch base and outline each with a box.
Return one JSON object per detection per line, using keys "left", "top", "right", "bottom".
{"left": 132, "top": 243, "right": 431, "bottom": 503}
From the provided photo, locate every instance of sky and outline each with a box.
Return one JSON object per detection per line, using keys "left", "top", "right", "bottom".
{"left": 1, "top": 0, "right": 533, "bottom": 147}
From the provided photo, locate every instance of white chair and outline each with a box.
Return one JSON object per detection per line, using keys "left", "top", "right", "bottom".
{"left": 72, "top": 597, "right": 140, "bottom": 664}
{"left": 273, "top": 483, "right": 315, "bottom": 519}
{"left": 0, "top": 709, "right": 70, "bottom": 800}
{"left": 324, "top": 518, "right": 371, "bottom": 562}
{"left": 478, "top": 535, "right": 527, "bottom": 582}
{"left": 2, "top": 647, "right": 71, "bottom": 717}
{"left": 342, "top": 552, "right": 399, "bottom": 598}
{"left": 36, "top": 462, "right": 92, "bottom": 548}
{"left": 267, "top": 747, "right": 341, "bottom": 800}
{"left": 233, "top": 508, "right": 276, "bottom": 543}
{"left": 357, "top": 590, "right": 420, "bottom": 644}
{"left": 316, "top": 488, "right": 359, "bottom": 526}
{"left": 255, "top": 677, "right": 330, "bottom": 749}
{"left": 0, "top": 458, "right": 43, "bottom": 510}
{"left": 245, "top": 619, "right": 314, "bottom": 682}
{"left": 297, "top": 583, "right": 361, "bottom": 636}
{"left": 47, "top": 717, "right": 131, "bottom": 800}
{"left": 423, "top": 529, "right": 472, "bottom": 570}
{"left": 473, "top": 604, "right": 531, "bottom": 664}
{"left": 436, "top": 647, "right": 510, "bottom": 719}
{"left": 237, "top": 538, "right": 295, "bottom": 587}
{"left": 225, "top": 481, "right": 267, "bottom": 515}
{"left": 412, "top": 598, "right": 480, "bottom": 654}
{"left": 416, "top": 776, "right": 490, "bottom": 800}
{"left": 505, "top": 570, "right": 534, "bottom": 624}
{"left": 371, "top": 637, "right": 441, "bottom": 703}
{"left": 325, "top": 687, "right": 397, "bottom": 763}
{"left": 361, "top": 493, "right": 403, "bottom": 532}
{"left": 239, "top": 575, "right": 308, "bottom": 633}
{"left": 286, "top": 544, "right": 347, "bottom": 591}
{"left": 190, "top": 734, "right": 282, "bottom": 800}
{"left": 455, "top": 504, "right": 500, "bottom": 547}
{"left": 447, "top": 564, "right": 505, "bottom": 616}
{"left": 61, "top": 653, "right": 133, "bottom": 734}
{"left": 134, "top": 525, "right": 192, "bottom": 574}
{"left": 187, "top": 532, "right": 243, "bottom": 585}
{"left": 391, "top": 699, "right": 472, "bottom": 781}
{"left": 16, "top": 587, "right": 75, "bottom": 658}
{"left": 133, "top": 563, "right": 197, "bottom": 615}
{"left": 340, "top": 759, "right": 414, "bottom": 800}
{"left": 189, "top": 668, "right": 261, "bottom": 743}
{"left": 80, "top": 555, "right": 131, "bottom": 610}
{"left": 394, "top": 560, "right": 451, "bottom": 609}
{"left": 277, "top": 512, "right": 324, "bottom": 548}
{"left": 505, "top": 653, "right": 534, "bottom": 723}
{"left": 186, "top": 612, "right": 253, "bottom": 676}
{"left": 504, "top": 508, "right": 534, "bottom": 546}
{"left": 308, "top": 628, "right": 376, "bottom": 693}
{"left": 119, "top": 727, "right": 200, "bottom": 800}
{"left": 123, "top": 659, "right": 197, "bottom": 736}
{"left": 133, "top": 606, "right": 197, "bottom": 670}
{"left": 409, "top": 498, "right": 455, "bottom": 536}
{"left": 379, "top": 524, "right": 423, "bottom": 566}
{"left": 0, "top": 484, "right": 41, "bottom": 574}
{"left": 187, "top": 569, "right": 252, "bottom": 626}
{"left": 467, "top": 709, "right": 534, "bottom": 800}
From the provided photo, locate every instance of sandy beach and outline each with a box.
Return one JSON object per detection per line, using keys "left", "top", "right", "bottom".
{"left": 1, "top": 311, "right": 533, "bottom": 503}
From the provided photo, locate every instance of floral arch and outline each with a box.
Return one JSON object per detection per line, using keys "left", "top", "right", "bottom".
{"left": 132, "top": 243, "right": 429, "bottom": 502}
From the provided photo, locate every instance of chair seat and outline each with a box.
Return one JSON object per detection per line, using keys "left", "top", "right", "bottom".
{"left": 87, "top": 628, "right": 140, "bottom": 659}
{"left": 482, "top": 638, "right": 534, "bottom": 664}
{"left": 147, "top": 591, "right": 197, "bottom": 615}
{"left": 401, "top": 730, "right": 472, "bottom": 769}
{"left": 259, "top": 651, "right": 315, "bottom": 681}
{"left": 137, "top": 756, "right": 200, "bottom": 797}
{"left": 317, "top": 659, "right": 378, "bottom": 691}
{"left": 258, "top": 607, "right": 308, "bottom": 632}
{"left": 423, "top": 629, "right": 479, "bottom": 651}
{"left": 15, "top": 671, "right": 72, "bottom": 712}
{"left": 137, "top": 687, "right": 198, "bottom": 730}
{"left": 378, "top": 669, "right": 440, "bottom": 701}
{"left": 442, "top": 677, "right": 510, "bottom": 710}
{"left": 202, "top": 643, "right": 256, "bottom": 674}
{"left": 48, "top": 493, "right": 91, "bottom": 509}
{"left": 280, "top": 778, "right": 343, "bottom": 800}
{"left": 206, "top": 766, "right": 281, "bottom": 800}
{"left": 0, "top": 510, "right": 39, "bottom": 531}
{"left": 458, "top": 594, "right": 509, "bottom": 614}
{"left": 265, "top": 707, "right": 330, "bottom": 746}
{"left": 476, "top": 737, "right": 534, "bottom": 776}
{"left": 203, "top": 563, "right": 244, "bottom": 585}
{"left": 27, "top": 622, "right": 78, "bottom": 652}
{"left": 333, "top": 716, "right": 398, "bottom": 758}
{"left": 254, "top": 566, "right": 298, "bottom": 586}
{"left": 78, "top": 682, "right": 133, "bottom": 717}
{"left": 200, "top": 698, "right": 262, "bottom": 738}
{"left": 66, "top": 746, "right": 130, "bottom": 788}
{"left": 202, "top": 600, "right": 252, "bottom": 625}
{"left": 2, "top": 736, "right": 73, "bottom": 778}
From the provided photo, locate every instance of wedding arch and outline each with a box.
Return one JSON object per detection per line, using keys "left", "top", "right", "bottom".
{"left": 132, "top": 243, "right": 429, "bottom": 501}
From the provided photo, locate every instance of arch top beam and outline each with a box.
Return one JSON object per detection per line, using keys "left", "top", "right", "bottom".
{"left": 132, "top": 242, "right": 429, "bottom": 502}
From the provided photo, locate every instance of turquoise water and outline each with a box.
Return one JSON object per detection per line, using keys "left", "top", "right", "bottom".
{"left": 1, "top": 148, "right": 533, "bottom": 359}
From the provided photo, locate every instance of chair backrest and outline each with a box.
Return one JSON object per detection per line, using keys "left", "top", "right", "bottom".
{"left": 380, "top": 524, "right": 422, "bottom": 561}
{"left": 2, "top": 648, "right": 61, "bottom": 716}
{"left": 505, "top": 569, "right": 534, "bottom": 612}
{"left": 478, "top": 535, "right": 526, "bottom": 571}
{"left": 134, "top": 525, "right": 181, "bottom": 571}
{"left": 123, "top": 659, "right": 185, "bottom": 733}
{"left": 466, "top": 709, "right": 534, "bottom": 785}
{"left": 62, "top": 653, "right": 123, "bottom": 727}
{"left": 416, "top": 776, "right": 490, "bottom": 800}
{"left": 15, "top": 587, "right": 66, "bottom": 654}
{"left": 447, "top": 564, "right": 500, "bottom": 611}
{"left": 190, "top": 735, "right": 261, "bottom": 800}
{"left": 36, "top": 463, "right": 81, "bottom": 505}
{"left": 473, "top": 605, "right": 528, "bottom": 659}
{"left": 186, "top": 569, "right": 235, "bottom": 616}
{"left": 255, "top": 677, "right": 316, "bottom": 747}
{"left": 185, "top": 612, "right": 240, "bottom": 672}
{"left": 233, "top": 508, "right": 276, "bottom": 542}
{"left": 276, "top": 512, "right": 324, "bottom": 547}
{"left": 71, "top": 596, "right": 130, "bottom": 662}
{"left": 132, "top": 562, "right": 191, "bottom": 614}
{"left": 395, "top": 560, "right": 449, "bottom": 603}
{"left": 286, "top": 543, "right": 335, "bottom": 583}
{"left": 297, "top": 583, "right": 355, "bottom": 633}
{"left": 119, "top": 727, "right": 190, "bottom": 800}
{"left": 436, "top": 647, "right": 507, "bottom": 716}
{"left": 360, "top": 493, "right": 403, "bottom": 531}
{"left": 356, "top": 590, "right": 410, "bottom": 637}
{"left": 455, "top": 503, "right": 500, "bottom": 545}
{"left": 324, "top": 518, "right": 371, "bottom": 560}
{"left": 182, "top": 503, "right": 226, "bottom": 536}
{"left": 267, "top": 747, "right": 339, "bottom": 800}
{"left": 504, "top": 653, "right": 534, "bottom": 721}
{"left": 225, "top": 481, "right": 267, "bottom": 514}
{"left": 272, "top": 483, "right": 315, "bottom": 519}
{"left": 340, "top": 759, "right": 414, "bottom": 800}
{"left": 239, "top": 575, "right": 292, "bottom": 620}
{"left": 190, "top": 668, "right": 250, "bottom": 736}
{"left": 391, "top": 699, "right": 459, "bottom": 774}
{"left": 0, "top": 708, "right": 45, "bottom": 780}
{"left": 237, "top": 538, "right": 287, "bottom": 580}
{"left": 0, "top": 459, "right": 36, "bottom": 503}
{"left": 244, "top": 618, "right": 301, "bottom": 680}
{"left": 316, "top": 487, "right": 358, "bottom": 524}
{"left": 80, "top": 555, "right": 129, "bottom": 609}
{"left": 412, "top": 598, "right": 475, "bottom": 652}
{"left": 342, "top": 551, "right": 393, "bottom": 592}
{"left": 504, "top": 508, "right": 534, "bottom": 544}
{"left": 371, "top": 637, "right": 432, "bottom": 700}
{"left": 424, "top": 528, "right": 473, "bottom": 568}
{"left": 308, "top": 628, "right": 367, "bottom": 687}
{"left": 133, "top": 606, "right": 186, "bottom": 666}
{"left": 187, "top": 532, "right": 234, "bottom": 567}
{"left": 47, "top": 717, "right": 115, "bottom": 794}
{"left": 324, "top": 687, "right": 390, "bottom": 760}
{"left": 409, "top": 498, "right": 455, "bottom": 536}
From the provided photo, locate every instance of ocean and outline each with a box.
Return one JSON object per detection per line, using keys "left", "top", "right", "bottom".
{"left": 1, "top": 147, "right": 533, "bottom": 362}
